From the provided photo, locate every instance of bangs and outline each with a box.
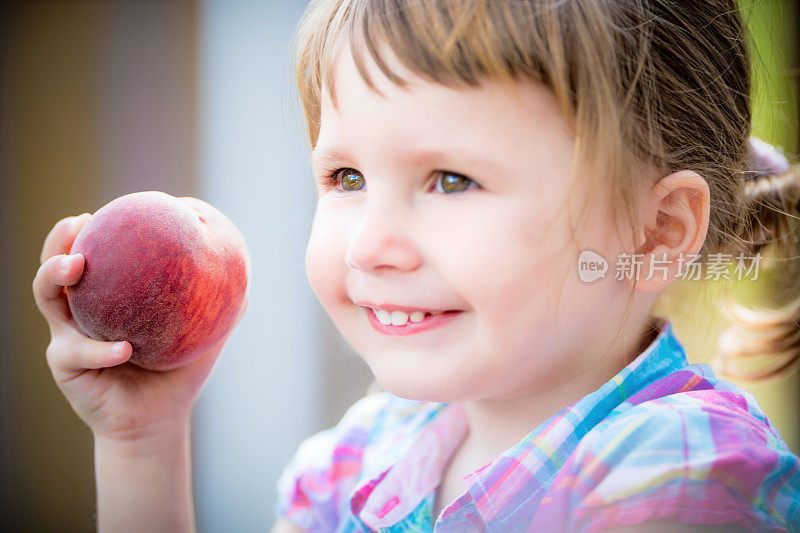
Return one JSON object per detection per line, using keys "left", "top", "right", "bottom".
{"left": 334, "top": 0, "right": 550, "bottom": 93}
{"left": 296, "top": 0, "right": 591, "bottom": 144}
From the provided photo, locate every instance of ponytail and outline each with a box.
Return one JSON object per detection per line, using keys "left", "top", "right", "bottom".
{"left": 715, "top": 137, "right": 800, "bottom": 382}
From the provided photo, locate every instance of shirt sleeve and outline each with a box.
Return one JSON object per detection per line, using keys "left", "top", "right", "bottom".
{"left": 561, "top": 391, "right": 800, "bottom": 532}
{"left": 274, "top": 392, "right": 392, "bottom": 533}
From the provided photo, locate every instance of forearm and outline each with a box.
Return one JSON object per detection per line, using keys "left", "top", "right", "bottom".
{"left": 94, "top": 420, "right": 196, "bottom": 533}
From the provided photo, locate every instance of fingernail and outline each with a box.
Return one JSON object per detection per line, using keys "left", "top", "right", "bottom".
{"left": 111, "top": 341, "right": 128, "bottom": 356}
{"left": 59, "top": 255, "right": 73, "bottom": 275}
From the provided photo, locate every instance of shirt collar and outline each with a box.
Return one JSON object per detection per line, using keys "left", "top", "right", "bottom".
{"left": 351, "top": 319, "right": 691, "bottom": 529}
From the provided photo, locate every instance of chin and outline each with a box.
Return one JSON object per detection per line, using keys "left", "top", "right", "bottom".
{"left": 369, "top": 366, "right": 471, "bottom": 403}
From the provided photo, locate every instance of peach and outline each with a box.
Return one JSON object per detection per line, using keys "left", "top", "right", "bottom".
{"left": 65, "top": 191, "right": 251, "bottom": 371}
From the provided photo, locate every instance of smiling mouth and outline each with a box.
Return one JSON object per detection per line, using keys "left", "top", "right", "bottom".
{"left": 369, "top": 307, "right": 452, "bottom": 325}
{"left": 365, "top": 307, "right": 463, "bottom": 335}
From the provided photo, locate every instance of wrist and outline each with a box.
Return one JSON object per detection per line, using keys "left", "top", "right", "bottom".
{"left": 94, "top": 417, "right": 191, "bottom": 459}
{"left": 94, "top": 418, "right": 196, "bottom": 533}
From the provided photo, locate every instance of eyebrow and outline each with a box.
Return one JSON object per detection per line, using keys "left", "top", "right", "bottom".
{"left": 310, "top": 145, "right": 505, "bottom": 176}
{"left": 310, "top": 147, "right": 349, "bottom": 167}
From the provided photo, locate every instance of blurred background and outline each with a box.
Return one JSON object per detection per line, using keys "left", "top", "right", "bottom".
{"left": 0, "top": 0, "right": 797, "bottom": 531}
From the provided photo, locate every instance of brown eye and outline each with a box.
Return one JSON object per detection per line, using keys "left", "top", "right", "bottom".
{"left": 340, "top": 169, "right": 364, "bottom": 191}
{"left": 328, "top": 168, "right": 364, "bottom": 191}
{"left": 434, "top": 172, "right": 477, "bottom": 194}
{"left": 322, "top": 168, "right": 478, "bottom": 194}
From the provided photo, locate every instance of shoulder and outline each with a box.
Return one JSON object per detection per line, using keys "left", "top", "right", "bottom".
{"left": 587, "top": 384, "right": 793, "bottom": 461}
{"left": 274, "top": 391, "right": 428, "bottom": 533}
{"left": 564, "top": 388, "right": 800, "bottom": 532}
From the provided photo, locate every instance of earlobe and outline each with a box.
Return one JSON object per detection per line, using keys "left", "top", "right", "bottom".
{"left": 628, "top": 170, "right": 711, "bottom": 292}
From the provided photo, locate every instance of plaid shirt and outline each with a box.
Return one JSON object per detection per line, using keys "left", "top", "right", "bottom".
{"left": 275, "top": 321, "right": 800, "bottom": 532}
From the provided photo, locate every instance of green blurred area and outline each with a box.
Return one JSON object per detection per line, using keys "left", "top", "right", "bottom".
{"left": 655, "top": 0, "right": 799, "bottom": 454}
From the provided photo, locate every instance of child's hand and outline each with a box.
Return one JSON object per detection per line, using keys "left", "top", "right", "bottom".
{"left": 32, "top": 213, "right": 248, "bottom": 444}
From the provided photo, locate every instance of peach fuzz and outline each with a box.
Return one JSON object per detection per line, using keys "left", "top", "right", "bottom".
{"left": 66, "top": 191, "right": 251, "bottom": 371}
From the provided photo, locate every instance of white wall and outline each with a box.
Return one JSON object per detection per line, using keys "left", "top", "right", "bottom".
{"left": 193, "top": 1, "right": 322, "bottom": 531}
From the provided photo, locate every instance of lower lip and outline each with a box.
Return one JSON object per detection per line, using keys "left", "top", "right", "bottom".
{"left": 365, "top": 308, "right": 463, "bottom": 335}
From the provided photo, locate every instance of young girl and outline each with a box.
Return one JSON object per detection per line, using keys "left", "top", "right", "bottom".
{"left": 32, "top": 0, "right": 800, "bottom": 532}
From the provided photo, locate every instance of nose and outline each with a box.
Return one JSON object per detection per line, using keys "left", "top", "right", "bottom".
{"left": 344, "top": 198, "right": 422, "bottom": 273}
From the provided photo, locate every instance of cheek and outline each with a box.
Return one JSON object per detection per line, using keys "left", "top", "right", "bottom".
{"left": 463, "top": 213, "right": 588, "bottom": 363}
{"left": 305, "top": 211, "right": 346, "bottom": 310}
{"left": 447, "top": 203, "right": 567, "bottom": 314}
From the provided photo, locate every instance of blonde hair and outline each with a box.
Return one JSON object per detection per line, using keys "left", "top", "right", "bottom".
{"left": 290, "top": 0, "right": 800, "bottom": 384}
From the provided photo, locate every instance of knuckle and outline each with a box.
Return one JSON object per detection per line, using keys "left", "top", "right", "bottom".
{"left": 64, "top": 335, "right": 84, "bottom": 355}
{"left": 35, "top": 257, "right": 50, "bottom": 275}
{"left": 33, "top": 259, "right": 55, "bottom": 289}
{"left": 47, "top": 255, "right": 66, "bottom": 275}
{"left": 45, "top": 338, "right": 62, "bottom": 365}
{"left": 31, "top": 266, "right": 49, "bottom": 301}
{"left": 32, "top": 265, "right": 42, "bottom": 292}
{"left": 52, "top": 335, "right": 80, "bottom": 361}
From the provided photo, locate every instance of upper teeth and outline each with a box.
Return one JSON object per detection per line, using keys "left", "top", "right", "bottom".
{"left": 372, "top": 308, "right": 439, "bottom": 326}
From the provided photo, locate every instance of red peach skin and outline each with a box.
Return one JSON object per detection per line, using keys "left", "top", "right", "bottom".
{"left": 65, "top": 191, "right": 251, "bottom": 371}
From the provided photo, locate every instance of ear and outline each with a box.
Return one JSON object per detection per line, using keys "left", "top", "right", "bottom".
{"left": 628, "top": 170, "right": 710, "bottom": 292}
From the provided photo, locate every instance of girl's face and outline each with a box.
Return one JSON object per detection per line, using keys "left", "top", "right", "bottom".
{"left": 305, "top": 43, "right": 641, "bottom": 403}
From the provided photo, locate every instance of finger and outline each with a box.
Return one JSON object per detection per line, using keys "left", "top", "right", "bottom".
{"left": 40, "top": 213, "right": 91, "bottom": 265}
{"left": 47, "top": 336, "right": 132, "bottom": 376}
{"left": 32, "top": 253, "right": 86, "bottom": 336}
